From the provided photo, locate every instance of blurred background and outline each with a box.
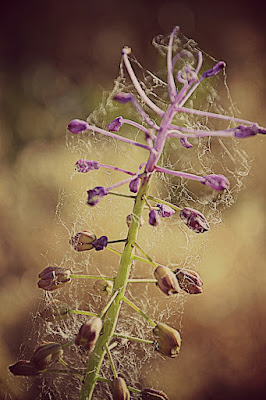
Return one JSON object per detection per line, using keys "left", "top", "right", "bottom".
{"left": 0, "top": 0, "right": 265, "bottom": 399}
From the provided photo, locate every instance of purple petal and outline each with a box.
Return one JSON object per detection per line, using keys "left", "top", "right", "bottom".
{"left": 157, "top": 203, "right": 175, "bottom": 218}
{"left": 92, "top": 236, "right": 108, "bottom": 251}
{"left": 202, "top": 61, "right": 226, "bottom": 78}
{"left": 87, "top": 187, "right": 108, "bottom": 206}
{"left": 107, "top": 116, "right": 124, "bottom": 132}
{"left": 68, "top": 119, "right": 89, "bottom": 134}
{"left": 113, "top": 93, "right": 133, "bottom": 104}
{"left": 75, "top": 160, "right": 100, "bottom": 173}
{"left": 202, "top": 174, "right": 230, "bottom": 191}
{"left": 234, "top": 124, "right": 259, "bottom": 138}
{"left": 129, "top": 177, "right": 140, "bottom": 193}
{"left": 180, "top": 207, "right": 209, "bottom": 234}
{"left": 180, "top": 137, "right": 193, "bottom": 148}
{"left": 149, "top": 209, "right": 161, "bottom": 226}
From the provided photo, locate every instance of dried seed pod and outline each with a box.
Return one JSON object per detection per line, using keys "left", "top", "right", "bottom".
{"left": 75, "top": 317, "right": 103, "bottom": 352}
{"left": 174, "top": 268, "right": 203, "bottom": 294}
{"left": 94, "top": 279, "right": 113, "bottom": 296}
{"left": 9, "top": 360, "right": 40, "bottom": 376}
{"left": 153, "top": 323, "right": 181, "bottom": 358}
{"left": 111, "top": 377, "right": 130, "bottom": 400}
{"left": 149, "top": 209, "right": 160, "bottom": 227}
{"left": 70, "top": 230, "right": 97, "bottom": 251}
{"left": 31, "top": 343, "right": 63, "bottom": 371}
{"left": 179, "top": 207, "right": 209, "bottom": 233}
{"left": 156, "top": 204, "right": 175, "bottom": 218}
{"left": 154, "top": 266, "right": 180, "bottom": 296}
{"left": 40, "top": 299, "right": 69, "bottom": 321}
{"left": 38, "top": 266, "right": 71, "bottom": 291}
{"left": 142, "top": 388, "right": 169, "bottom": 400}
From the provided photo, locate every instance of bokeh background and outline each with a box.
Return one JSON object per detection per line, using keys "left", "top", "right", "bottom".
{"left": 0, "top": 0, "right": 265, "bottom": 399}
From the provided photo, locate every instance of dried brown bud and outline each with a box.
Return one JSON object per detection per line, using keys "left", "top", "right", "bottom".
{"left": 126, "top": 214, "right": 144, "bottom": 228}
{"left": 70, "top": 230, "right": 97, "bottom": 251}
{"left": 75, "top": 317, "right": 103, "bottom": 352}
{"left": 153, "top": 323, "right": 181, "bottom": 358}
{"left": 142, "top": 388, "right": 169, "bottom": 400}
{"left": 31, "top": 343, "right": 63, "bottom": 370}
{"left": 9, "top": 360, "right": 40, "bottom": 376}
{"left": 40, "top": 299, "right": 69, "bottom": 321}
{"left": 154, "top": 266, "right": 180, "bottom": 296}
{"left": 94, "top": 279, "right": 113, "bottom": 296}
{"left": 38, "top": 266, "right": 71, "bottom": 291}
{"left": 174, "top": 268, "right": 203, "bottom": 294}
{"left": 111, "top": 377, "right": 130, "bottom": 400}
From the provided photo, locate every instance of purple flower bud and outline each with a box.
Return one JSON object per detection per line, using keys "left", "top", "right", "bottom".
{"left": 75, "top": 159, "right": 100, "bottom": 173}
{"left": 38, "top": 266, "right": 71, "bottom": 291}
{"left": 31, "top": 343, "right": 63, "bottom": 371}
{"left": 142, "top": 388, "right": 169, "bottom": 400}
{"left": 180, "top": 207, "right": 210, "bottom": 234}
{"left": 111, "top": 377, "right": 130, "bottom": 400}
{"left": 258, "top": 126, "right": 266, "bottom": 134}
{"left": 75, "top": 317, "right": 103, "bottom": 352}
{"left": 107, "top": 116, "right": 124, "bottom": 132}
{"left": 157, "top": 203, "right": 175, "bottom": 218}
{"left": 180, "top": 137, "right": 193, "bottom": 148}
{"left": 202, "top": 174, "right": 230, "bottom": 191}
{"left": 113, "top": 92, "right": 133, "bottom": 104}
{"left": 154, "top": 266, "right": 180, "bottom": 296}
{"left": 129, "top": 177, "right": 140, "bottom": 193}
{"left": 149, "top": 209, "right": 161, "bottom": 227}
{"left": 87, "top": 186, "right": 108, "bottom": 206}
{"left": 174, "top": 268, "right": 203, "bottom": 294}
{"left": 202, "top": 61, "right": 226, "bottom": 78}
{"left": 9, "top": 360, "right": 40, "bottom": 376}
{"left": 153, "top": 323, "right": 181, "bottom": 358}
{"left": 67, "top": 119, "right": 89, "bottom": 134}
{"left": 234, "top": 124, "right": 259, "bottom": 138}
{"left": 92, "top": 235, "right": 108, "bottom": 251}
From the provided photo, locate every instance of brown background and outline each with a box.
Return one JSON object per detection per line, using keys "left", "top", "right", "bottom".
{"left": 0, "top": 0, "right": 265, "bottom": 399}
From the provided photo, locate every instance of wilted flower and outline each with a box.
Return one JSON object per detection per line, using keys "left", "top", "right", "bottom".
{"left": 67, "top": 119, "right": 89, "bottom": 134}
{"left": 75, "top": 317, "right": 103, "bottom": 352}
{"left": 202, "top": 174, "right": 230, "bottom": 191}
{"left": 87, "top": 186, "right": 108, "bottom": 206}
{"left": 31, "top": 343, "right": 63, "bottom": 371}
{"left": 107, "top": 116, "right": 124, "bottom": 132}
{"left": 234, "top": 124, "right": 259, "bottom": 138}
{"left": 113, "top": 92, "right": 133, "bottom": 104}
{"left": 153, "top": 323, "right": 181, "bottom": 358}
{"left": 142, "top": 388, "right": 169, "bottom": 400}
{"left": 154, "top": 266, "right": 179, "bottom": 296}
{"left": 129, "top": 177, "right": 140, "bottom": 193}
{"left": 92, "top": 235, "right": 108, "bottom": 251}
{"left": 9, "top": 360, "right": 40, "bottom": 376}
{"left": 157, "top": 203, "right": 175, "bottom": 218}
{"left": 75, "top": 159, "right": 100, "bottom": 173}
{"left": 126, "top": 213, "right": 144, "bottom": 228}
{"left": 202, "top": 61, "right": 226, "bottom": 78}
{"left": 174, "top": 268, "right": 203, "bottom": 294}
{"left": 111, "top": 377, "right": 130, "bottom": 400}
{"left": 149, "top": 209, "right": 160, "bottom": 227}
{"left": 40, "top": 299, "right": 69, "bottom": 321}
{"left": 38, "top": 266, "right": 71, "bottom": 291}
{"left": 94, "top": 279, "right": 113, "bottom": 296}
{"left": 70, "top": 230, "right": 97, "bottom": 251}
{"left": 179, "top": 207, "right": 210, "bottom": 233}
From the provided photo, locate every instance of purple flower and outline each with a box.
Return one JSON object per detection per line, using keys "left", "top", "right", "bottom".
{"left": 258, "top": 126, "right": 266, "bottom": 134}
{"left": 157, "top": 203, "right": 175, "bottom": 218}
{"left": 113, "top": 92, "right": 133, "bottom": 104}
{"left": 180, "top": 137, "right": 193, "bottom": 148}
{"left": 107, "top": 116, "right": 124, "bottom": 132}
{"left": 67, "top": 119, "right": 89, "bottom": 134}
{"left": 202, "top": 174, "right": 230, "bottom": 191}
{"left": 180, "top": 207, "right": 210, "bottom": 233}
{"left": 75, "top": 160, "right": 100, "bottom": 173}
{"left": 129, "top": 177, "right": 140, "bottom": 193}
{"left": 92, "top": 236, "right": 108, "bottom": 251}
{"left": 234, "top": 124, "right": 259, "bottom": 138}
{"left": 87, "top": 186, "right": 108, "bottom": 206}
{"left": 149, "top": 209, "right": 161, "bottom": 226}
{"left": 202, "top": 61, "right": 226, "bottom": 78}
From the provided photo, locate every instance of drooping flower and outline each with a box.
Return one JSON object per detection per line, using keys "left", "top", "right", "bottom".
{"left": 174, "top": 268, "right": 203, "bottom": 294}
{"left": 107, "top": 116, "right": 124, "bottom": 132}
{"left": 111, "top": 377, "right": 131, "bottom": 400}
{"left": 31, "top": 343, "right": 63, "bottom": 371}
{"left": 9, "top": 360, "right": 40, "bottom": 376}
{"left": 75, "top": 317, "right": 103, "bottom": 352}
{"left": 153, "top": 323, "right": 181, "bottom": 358}
{"left": 129, "top": 177, "right": 140, "bottom": 193}
{"left": 67, "top": 119, "right": 89, "bottom": 134}
{"left": 38, "top": 266, "right": 71, "bottom": 291}
{"left": 154, "top": 266, "right": 179, "bottom": 296}
{"left": 75, "top": 159, "right": 100, "bottom": 173}
{"left": 149, "top": 209, "right": 160, "bottom": 226}
{"left": 234, "top": 124, "right": 259, "bottom": 138}
{"left": 179, "top": 207, "right": 210, "bottom": 233}
{"left": 87, "top": 186, "right": 108, "bottom": 206}
{"left": 202, "top": 61, "right": 226, "bottom": 78}
{"left": 202, "top": 174, "right": 230, "bottom": 191}
{"left": 157, "top": 203, "right": 175, "bottom": 218}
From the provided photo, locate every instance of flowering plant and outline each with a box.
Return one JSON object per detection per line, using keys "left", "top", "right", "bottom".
{"left": 9, "top": 26, "right": 265, "bottom": 400}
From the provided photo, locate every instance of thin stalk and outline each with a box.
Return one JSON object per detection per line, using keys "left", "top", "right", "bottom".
{"left": 113, "top": 333, "right": 154, "bottom": 345}
{"left": 99, "top": 291, "right": 119, "bottom": 319}
{"left": 108, "top": 239, "right": 127, "bottom": 244}
{"left": 107, "top": 246, "right": 161, "bottom": 267}
{"left": 128, "top": 278, "right": 157, "bottom": 283}
{"left": 68, "top": 310, "right": 98, "bottom": 317}
{"left": 155, "top": 165, "right": 204, "bottom": 182}
{"left": 61, "top": 340, "right": 75, "bottom": 349}
{"left": 147, "top": 195, "right": 182, "bottom": 211}
{"left": 96, "top": 376, "right": 142, "bottom": 394}
{"left": 122, "top": 296, "right": 156, "bottom": 327}
{"left": 70, "top": 274, "right": 115, "bottom": 281}
{"left": 108, "top": 191, "right": 136, "bottom": 199}
{"left": 105, "top": 344, "right": 118, "bottom": 379}
{"left": 134, "top": 242, "right": 157, "bottom": 267}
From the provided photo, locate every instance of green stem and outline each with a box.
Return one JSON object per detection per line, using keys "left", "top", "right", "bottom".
{"left": 108, "top": 191, "right": 136, "bottom": 199}
{"left": 61, "top": 340, "right": 75, "bottom": 349}
{"left": 128, "top": 278, "right": 157, "bottom": 283}
{"left": 99, "top": 291, "right": 119, "bottom": 319}
{"left": 113, "top": 333, "right": 154, "bottom": 345}
{"left": 147, "top": 195, "right": 181, "bottom": 211}
{"left": 108, "top": 239, "right": 127, "bottom": 244}
{"left": 122, "top": 296, "right": 156, "bottom": 328}
{"left": 96, "top": 376, "right": 142, "bottom": 394}
{"left": 105, "top": 344, "right": 118, "bottom": 379}
{"left": 134, "top": 242, "right": 157, "bottom": 267}
{"left": 68, "top": 310, "right": 98, "bottom": 317}
{"left": 107, "top": 246, "right": 160, "bottom": 267}
{"left": 70, "top": 274, "right": 115, "bottom": 281}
